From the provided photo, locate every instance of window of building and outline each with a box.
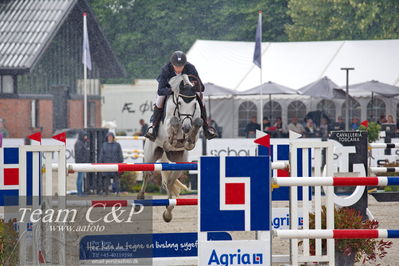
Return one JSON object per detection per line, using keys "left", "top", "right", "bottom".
{"left": 342, "top": 98, "right": 361, "bottom": 121}
{"left": 31, "top": 100, "right": 39, "bottom": 128}
{"left": 397, "top": 103, "right": 399, "bottom": 123}
{"left": 263, "top": 101, "right": 282, "bottom": 124}
{"left": 238, "top": 101, "right": 257, "bottom": 137}
{"left": 88, "top": 101, "right": 96, "bottom": 128}
{"left": 0, "top": 75, "right": 14, "bottom": 93}
{"left": 317, "top": 100, "right": 336, "bottom": 121}
{"left": 287, "top": 101, "right": 306, "bottom": 121}
{"left": 367, "top": 98, "right": 386, "bottom": 122}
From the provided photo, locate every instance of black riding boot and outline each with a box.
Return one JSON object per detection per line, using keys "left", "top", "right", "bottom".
{"left": 197, "top": 96, "right": 218, "bottom": 140}
{"left": 145, "top": 105, "right": 164, "bottom": 141}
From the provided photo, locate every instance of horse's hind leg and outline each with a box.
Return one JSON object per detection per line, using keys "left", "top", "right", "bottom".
{"left": 137, "top": 171, "right": 150, "bottom": 200}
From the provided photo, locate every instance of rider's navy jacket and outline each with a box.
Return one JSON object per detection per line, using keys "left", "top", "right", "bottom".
{"left": 157, "top": 62, "right": 204, "bottom": 96}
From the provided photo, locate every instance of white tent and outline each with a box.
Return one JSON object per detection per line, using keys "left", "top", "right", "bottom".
{"left": 187, "top": 39, "right": 399, "bottom": 91}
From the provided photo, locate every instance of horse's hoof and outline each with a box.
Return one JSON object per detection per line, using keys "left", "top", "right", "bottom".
{"left": 162, "top": 210, "right": 172, "bottom": 223}
{"left": 184, "top": 142, "right": 195, "bottom": 151}
{"left": 137, "top": 192, "right": 144, "bottom": 200}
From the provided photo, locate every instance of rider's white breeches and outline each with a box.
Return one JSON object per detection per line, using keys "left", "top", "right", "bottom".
{"left": 155, "top": 95, "right": 166, "bottom": 108}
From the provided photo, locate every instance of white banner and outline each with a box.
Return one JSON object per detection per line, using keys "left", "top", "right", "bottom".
{"left": 199, "top": 239, "right": 270, "bottom": 266}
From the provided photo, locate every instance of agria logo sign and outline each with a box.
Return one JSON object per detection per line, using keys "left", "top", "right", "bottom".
{"left": 200, "top": 156, "right": 270, "bottom": 232}
{"left": 208, "top": 249, "right": 263, "bottom": 265}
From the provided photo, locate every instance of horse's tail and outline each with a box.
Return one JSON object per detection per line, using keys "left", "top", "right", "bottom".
{"left": 171, "top": 179, "right": 188, "bottom": 197}
{"left": 162, "top": 177, "right": 188, "bottom": 197}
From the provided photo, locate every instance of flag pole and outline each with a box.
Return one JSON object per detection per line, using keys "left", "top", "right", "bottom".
{"left": 83, "top": 13, "right": 88, "bottom": 128}
{"left": 259, "top": 11, "right": 263, "bottom": 132}
{"left": 253, "top": 10, "right": 263, "bottom": 132}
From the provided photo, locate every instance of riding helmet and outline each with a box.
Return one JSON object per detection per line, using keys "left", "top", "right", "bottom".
{"left": 170, "top": 51, "right": 187, "bottom": 67}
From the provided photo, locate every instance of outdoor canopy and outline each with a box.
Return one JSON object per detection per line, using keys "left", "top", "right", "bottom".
{"left": 203, "top": 83, "right": 236, "bottom": 120}
{"left": 187, "top": 39, "right": 399, "bottom": 91}
{"left": 203, "top": 83, "right": 237, "bottom": 96}
{"left": 297, "top": 76, "right": 347, "bottom": 99}
{"left": 347, "top": 80, "right": 399, "bottom": 97}
{"left": 238, "top": 81, "right": 296, "bottom": 123}
{"left": 237, "top": 81, "right": 296, "bottom": 95}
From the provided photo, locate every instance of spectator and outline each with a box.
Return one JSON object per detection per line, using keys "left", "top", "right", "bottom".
{"left": 0, "top": 118, "right": 9, "bottom": 138}
{"left": 134, "top": 119, "right": 149, "bottom": 136}
{"left": 99, "top": 132, "right": 123, "bottom": 195}
{"left": 262, "top": 117, "right": 271, "bottom": 132}
{"left": 245, "top": 116, "right": 260, "bottom": 138}
{"left": 271, "top": 117, "right": 286, "bottom": 137}
{"left": 74, "top": 131, "right": 90, "bottom": 196}
{"left": 351, "top": 117, "right": 360, "bottom": 130}
{"left": 387, "top": 114, "right": 395, "bottom": 124}
{"left": 304, "top": 119, "right": 319, "bottom": 138}
{"left": 287, "top": 117, "right": 305, "bottom": 135}
{"left": 319, "top": 117, "right": 330, "bottom": 139}
{"left": 378, "top": 115, "right": 387, "bottom": 125}
{"left": 333, "top": 116, "right": 345, "bottom": 131}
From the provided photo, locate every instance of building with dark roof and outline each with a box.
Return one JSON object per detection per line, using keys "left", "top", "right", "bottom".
{"left": 0, "top": 0, "right": 124, "bottom": 137}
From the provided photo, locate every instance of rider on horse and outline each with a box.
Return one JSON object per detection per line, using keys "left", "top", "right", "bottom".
{"left": 145, "top": 51, "right": 217, "bottom": 141}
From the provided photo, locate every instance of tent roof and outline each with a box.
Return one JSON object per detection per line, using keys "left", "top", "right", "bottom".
{"left": 187, "top": 39, "right": 399, "bottom": 92}
{"left": 203, "top": 83, "right": 236, "bottom": 96}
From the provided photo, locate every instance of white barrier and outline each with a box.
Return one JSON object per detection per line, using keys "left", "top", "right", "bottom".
{"left": 9, "top": 138, "right": 397, "bottom": 266}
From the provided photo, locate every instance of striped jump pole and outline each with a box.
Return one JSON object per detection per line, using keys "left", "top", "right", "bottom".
{"left": 274, "top": 229, "right": 399, "bottom": 239}
{"left": 370, "top": 167, "right": 399, "bottom": 173}
{"left": 123, "top": 149, "right": 144, "bottom": 154}
{"left": 57, "top": 199, "right": 198, "bottom": 207}
{"left": 271, "top": 160, "right": 289, "bottom": 170}
{"left": 273, "top": 176, "right": 399, "bottom": 186}
{"left": 53, "top": 161, "right": 288, "bottom": 172}
{"left": 66, "top": 163, "right": 197, "bottom": 173}
{"left": 369, "top": 143, "right": 399, "bottom": 149}
{"left": 123, "top": 154, "right": 144, "bottom": 159}
{"left": 115, "top": 136, "right": 146, "bottom": 141}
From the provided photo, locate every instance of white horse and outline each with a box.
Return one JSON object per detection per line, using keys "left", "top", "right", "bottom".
{"left": 139, "top": 74, "right": 203, "bottom": 222}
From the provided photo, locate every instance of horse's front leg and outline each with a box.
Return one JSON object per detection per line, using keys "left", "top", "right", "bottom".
{"left": 184, "top": 117, "right": 203, "bottom": 150}
{"left": 164, "top": 117, "right": 181, "bottom": 151}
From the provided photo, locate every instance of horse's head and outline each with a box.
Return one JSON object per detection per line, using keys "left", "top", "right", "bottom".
{"left": 164, "top": 74, "right": 202, "bottom": 151}
{"left": 175, "top": 78, "right": 199, "bottom": 134}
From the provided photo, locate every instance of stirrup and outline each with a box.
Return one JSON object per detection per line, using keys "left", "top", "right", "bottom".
{"left": 145, "top": 127, "right": 156, "bottom": 141}
{"left": 204, "top": 127, "right": 218, "bottom": 140}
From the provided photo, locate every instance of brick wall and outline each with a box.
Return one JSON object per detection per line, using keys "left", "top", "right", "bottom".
{"left": 68, "top": 99, "right": 84, "bottom": 129}
{"left": 94, "top": 99, "right": 101, "bottom": 127}
{"left": 67, "top": 98, "right": 101, "bottom": 128}
{"left": 38, "top": 99, "right": 53, "bottom": 137}
{"left": 0, "top": 97, "right": 101, "bottom": 138}
{"left": 0, "top": 98, "right": 53, "bottom": 138}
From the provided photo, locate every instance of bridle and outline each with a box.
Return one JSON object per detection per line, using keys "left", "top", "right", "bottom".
{"left": 171, "top": 74, "right": 201, "bottom": 126}
{"left": 172, "top": 89, "right": 197, "bottom": 126}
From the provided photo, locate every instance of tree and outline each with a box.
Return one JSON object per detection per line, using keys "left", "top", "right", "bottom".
{"left": 89, "top": 0, "right": 290, "bottom": 82}
{"left": 286, "top": 0, "right": 399, "bottom": 41}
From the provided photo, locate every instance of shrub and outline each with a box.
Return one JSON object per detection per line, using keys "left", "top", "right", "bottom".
{"left": 359, "top": 122, "right": 380, "bottom": 143}
{"left": 120, "top": 172, "right": 137, "bottom": 192}
{"left": 306, "top": 206, "right": 392, "bottom": 264}
{"left": 0, "top": 219, "right": 18, "bottom": 265}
